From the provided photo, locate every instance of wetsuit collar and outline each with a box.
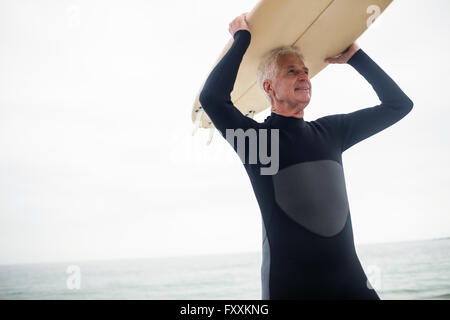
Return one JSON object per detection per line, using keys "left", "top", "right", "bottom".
{"left": 269, "top": 112, "right": 306, "bottom": 129}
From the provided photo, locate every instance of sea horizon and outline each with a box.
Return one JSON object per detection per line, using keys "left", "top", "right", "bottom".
{"left": 2, "top": 236, "right": 449, "bottom": 268}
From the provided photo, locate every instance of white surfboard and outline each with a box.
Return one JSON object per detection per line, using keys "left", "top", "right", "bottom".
{"left": 191, "top": 0, "right": 393, "bottom": 139}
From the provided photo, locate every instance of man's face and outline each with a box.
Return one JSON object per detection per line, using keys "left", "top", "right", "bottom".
{"left": 265, "top": 54, "right": 312, "bottom": 109}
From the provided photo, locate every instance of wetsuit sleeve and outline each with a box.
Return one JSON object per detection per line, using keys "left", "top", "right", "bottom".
{"left": 199, "top": 30, "right": 257, "bottom": 135}
{"left": 318, "top": 49, "right": 414, "bottom": 153}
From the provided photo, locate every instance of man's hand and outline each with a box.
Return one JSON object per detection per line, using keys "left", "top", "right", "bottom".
{"left": 325, "top": 43, "right": 360, "bottom": 64}
{"left": 229, "top": 12, "right": 250, "bottom": 37}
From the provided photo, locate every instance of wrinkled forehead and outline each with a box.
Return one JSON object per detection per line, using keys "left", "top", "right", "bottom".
{"left": 276, "top": 53, "right": 306, "bottom": 69}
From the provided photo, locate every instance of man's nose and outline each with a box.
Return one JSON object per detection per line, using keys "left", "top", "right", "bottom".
{"left": 298, "top": 72, "right": 308, "bottom": 80}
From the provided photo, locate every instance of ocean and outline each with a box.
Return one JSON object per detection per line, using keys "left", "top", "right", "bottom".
{"left": 1, "top": 238, "right": 449, "bottom": 300}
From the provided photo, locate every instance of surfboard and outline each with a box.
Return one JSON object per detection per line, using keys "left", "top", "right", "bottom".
{"left": 191, "top": 0, "right": 393, "bottom": 141}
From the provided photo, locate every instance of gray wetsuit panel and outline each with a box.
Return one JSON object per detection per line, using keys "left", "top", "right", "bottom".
{"left": 272, "top": 160, "right": 349, "bottom": 237}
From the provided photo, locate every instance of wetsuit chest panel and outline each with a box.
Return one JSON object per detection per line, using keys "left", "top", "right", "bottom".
{"left": 272, "top": 160, "right": 349, "bottom": 237}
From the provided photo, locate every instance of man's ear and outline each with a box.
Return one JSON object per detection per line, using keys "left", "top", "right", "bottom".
{"left": 263, "top": 79, "right": 272, "bottom": 95}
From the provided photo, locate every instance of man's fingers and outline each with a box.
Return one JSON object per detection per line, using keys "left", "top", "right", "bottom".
{"left": 325, "top": 57, "right": 339, "bottom": 63}
{"left": 325, "top": 57, "right": 344, "bottom": 64}
{"left": 325, "top": 43, "right": 359, "bottom": 64}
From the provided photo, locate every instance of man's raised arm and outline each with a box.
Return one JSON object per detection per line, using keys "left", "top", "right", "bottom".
{"left": 199, "top": 13, "right": 256, "bottom": 135}
{"left": 321, "top": 44, "right": 414, "bottom": 152}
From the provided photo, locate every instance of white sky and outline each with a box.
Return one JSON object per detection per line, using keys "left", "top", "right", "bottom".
{"left": 0, "top": 0, "right": 449, "bottom": 265}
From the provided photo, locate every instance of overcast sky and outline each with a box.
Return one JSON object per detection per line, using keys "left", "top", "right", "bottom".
{"left": 1, "top": 0, "right": 449, "bottom": 265}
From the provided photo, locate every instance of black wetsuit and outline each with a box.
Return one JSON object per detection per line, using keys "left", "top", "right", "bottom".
{"left": 199, "top": 30, "right": 413, "bottom": 300}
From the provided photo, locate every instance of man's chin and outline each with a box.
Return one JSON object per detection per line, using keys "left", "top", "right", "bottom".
{"left": 294, "top": 92, "right": 311, "bottom": 103}
{"left": 296, "top": 98, "right": 311, "bottom": 106}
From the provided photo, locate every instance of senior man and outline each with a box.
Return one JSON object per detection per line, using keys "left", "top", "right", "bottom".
{"left": 199, "top": 13, "right": 413, "bottom": 300}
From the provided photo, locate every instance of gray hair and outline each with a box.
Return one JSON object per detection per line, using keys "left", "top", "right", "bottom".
{"left": 257, "top": 46, "right": 305, "bottom": 104}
